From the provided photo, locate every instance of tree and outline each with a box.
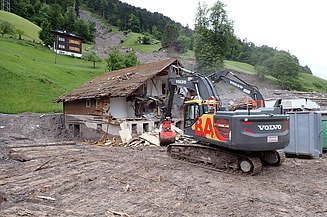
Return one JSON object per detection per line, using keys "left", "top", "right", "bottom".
{"left": 127, "top": 14, "right": 141, "bottom": 33}
{"left": 194, "top": 1, "right": 234, "bottom": 74}
{"left": 151, "top": 25, "right": 161, "bottom": 40}
{"left": 49, "top": 4, "right": 64, "bottom": 29}
{"left": 261, "top": 51, "right": 303, "bottom": 90}
{"left": 177, "top": 35, "right": 191, "bottom": 53}
{"left": 138, "top": 35, "right": 151, "bottom": 44}
{"left": 39, "top": 20, "right": 54, "bottom": 46}
{"left": 83, "top": 50, "right": 102, "bottom": 68}
{"left": 106, "top": 50, "right": 139, "bottom": 71}
{"left": 64, "top": 6, "right": 76, "bottom": 32}
{"left": 254, "top": 65, "right": 268, "bottom": 80}
{"left": 0, "top": 21, "right": 14, "bottom": 36}
{"left": 16, "top": 29, "right": 25, "bottom": 40}
{"left": 161, "top": 23, "right": 179, "bottom": 49}
{"left": 302, "top": 65, "right": 312, "bottom": 74}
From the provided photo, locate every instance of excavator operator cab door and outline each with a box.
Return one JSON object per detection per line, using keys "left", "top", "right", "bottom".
{"left": 183, "top": 102, "right": 201, "bottom": 136}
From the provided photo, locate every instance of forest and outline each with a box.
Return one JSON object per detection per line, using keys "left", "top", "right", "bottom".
{"left": 10, "top": 0, "right": 94, "bottom": 45}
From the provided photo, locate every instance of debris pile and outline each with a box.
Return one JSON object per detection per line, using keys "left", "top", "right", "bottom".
{"left": 274, "top": 90, "right": 327, "bottom": 109}
{"left": 128, "top": 132, "right": 160, "bottom": 147}
{"left": 94, "top": 122, "right": 184, "bottom": 148}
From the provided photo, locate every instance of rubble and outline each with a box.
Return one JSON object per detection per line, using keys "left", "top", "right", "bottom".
{"left": 139, "top": 132, "right": 160, "bottom": 146}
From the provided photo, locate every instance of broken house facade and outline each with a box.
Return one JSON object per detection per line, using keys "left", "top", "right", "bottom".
{"left": 55, "top": 58, "right": 183, "bottom": 139}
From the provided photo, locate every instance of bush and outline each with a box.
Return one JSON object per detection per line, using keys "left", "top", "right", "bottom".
{"left": 142, "top": 35, "right": 151, "bottom": 45}
{"left": 83, "top": 50, "right": 102, "bottom": 68}
{"left": 177, "top": 35, "right": 191, "bottom": 53}
{"left": 274, "top": 77, "right": 304, "bottom": 91}
{"left": 16, "top": 29, "right": 25, "bottom": 40}
{"left": 254, "top": 65, "right": 268, "bottom": 80}
{"left": 106, "top": 50, "right": 139, "bottom": 71}
{"left": 0, "top": 21, "right": 14, "bottom": 36}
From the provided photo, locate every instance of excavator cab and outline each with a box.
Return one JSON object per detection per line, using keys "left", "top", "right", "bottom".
{"left": 183, "top": 98, "right": 220, "bottom": 138}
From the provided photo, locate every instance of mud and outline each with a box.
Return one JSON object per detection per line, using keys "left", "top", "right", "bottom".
{"left": 0, "top": 113, "right": 70, "bottom": 145}
{"left": 1, "top": 142, "right": 327, "bottom": 216}
{"left": 1, "top": 105, "right": 327, "bottom": 216}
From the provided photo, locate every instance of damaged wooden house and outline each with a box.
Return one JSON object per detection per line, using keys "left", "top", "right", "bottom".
{"left": 54, "top": 58, "right": 183, "bottom": 139}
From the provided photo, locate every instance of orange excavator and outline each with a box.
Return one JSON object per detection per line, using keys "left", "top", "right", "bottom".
{"left": 159, "top": 65, "right": 289, "bottom": 175}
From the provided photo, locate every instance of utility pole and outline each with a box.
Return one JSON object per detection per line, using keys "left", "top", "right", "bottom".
{"left": 1, "top": 0, "right": 10, "bottom": 12}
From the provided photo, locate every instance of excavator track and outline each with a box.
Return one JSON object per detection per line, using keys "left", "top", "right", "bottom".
{"left": 167, "top": 143, "right": 263, "bottom": 175}
{"left": 260, "top": 149, "right": 286, "bottom": 166}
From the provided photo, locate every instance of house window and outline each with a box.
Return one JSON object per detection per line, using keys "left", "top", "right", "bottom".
{"left": 58, "top": 37, "right": 65, "bottom": 42}
{"left": 69, "top": 46, "right": 80, "bottom": 52}
{"left": 69, "top": 39, "right": 81, "bottom": 45}
{"left": 143, "top": 123, "right": 149, "bottom": 132}
{"left": 73, "top": 124, "right": 80, "bottom": 137}
{"left": 96, "top": 98, "right": 101, "bottom": 107}
{"left": 162, "top": 83, "right": 166, "bottom": 94}
{"left": 58, "top": 44, "right": 65, "bottom": 49}
{"left": 131, "top": 124, "right": 137, "bottom": 135}
{"left": 86, "top": 99, "right": 91, "bottom": 107}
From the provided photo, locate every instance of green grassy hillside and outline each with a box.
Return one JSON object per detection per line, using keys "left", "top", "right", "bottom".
{"left": 0, "top": 38, "right": 106, "bottom": 113}
{"left": 0, "top": 11, "right": 41, "bottom": 42}
{"left": 224, "top": 60, "right": 327, "bottom": 92}
{"left": 224, "top": 60, "right": 255, "bottom": 75}
{"left": 122, "top": 32, "right": 161, "bottom": 52}
{"left": 298, "top": 73, "right": 327, "bottom": 92}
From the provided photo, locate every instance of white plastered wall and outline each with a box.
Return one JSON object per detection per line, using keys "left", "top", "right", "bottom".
{"left": 146, "top": 75, "right": 167, "bottom": 96}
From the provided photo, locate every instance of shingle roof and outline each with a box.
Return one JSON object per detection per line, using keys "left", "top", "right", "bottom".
{"left": 55, "top": 58, "right": 180, "bottom": 102}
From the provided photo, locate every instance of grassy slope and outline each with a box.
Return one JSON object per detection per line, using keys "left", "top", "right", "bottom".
{"left": 224, "top": 60, "right": 255, "bottom": 75}
{"left": 225, "top": 60, "right": 327, "bottom": 92}
{"left": 0, "top": 38, "right": 106, "bottom": 113}
{"left": 0, "top": 11, "right": 41, "bottom": 42}
{"left": 298, "top": 73, "right": 327, "bottom": 92}
{"left": 122, "top": 32, "right": 161, "bottom": 52}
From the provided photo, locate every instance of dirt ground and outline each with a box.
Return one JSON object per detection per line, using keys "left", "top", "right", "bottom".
{"left": 1, "top": 94, "right": 327, "bottom": 216}
{"left": 1, "top": 141, "right": 327, "bottom": 217}
{"left": 1, "top": 83, "right": 327, "bottom": 217}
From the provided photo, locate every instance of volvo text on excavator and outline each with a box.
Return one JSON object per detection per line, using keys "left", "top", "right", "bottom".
{"left": 159, "top": 65, "right": 290, "bottom": 175}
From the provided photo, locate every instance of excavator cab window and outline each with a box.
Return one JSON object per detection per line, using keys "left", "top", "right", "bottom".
{"left": 184, "top": 103, "right": 200, "bottom": 128}
{"left": 202, "top": 98, "right": 218, "bottom": 114}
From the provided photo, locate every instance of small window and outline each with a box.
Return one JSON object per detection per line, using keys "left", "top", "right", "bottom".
{"left": 58, "top": 44, "right": 65, "bottom": 49}
{"left": 162, "top": 83, "right": 166, "bottom": 95}
{"left": 143, "top": 123, "right": 149, "bottom": 132}
{"left": 58, "top": 37, "right": 65, "bottom": 42}
{"left": 96, "top": 98, "right": 101, "bottom": 107}
{"left": 69, "top": 46, "right": 80, "bottom": 52}
{"left": 73, "top": 124, "right": 80, "bottom": 137}
{"left": 131, "top": 124, "right": 137, "bottom": 135}
{"left": 69, "top": 39, "right": 81, "bottom": 45}
{"left": 86, "top": 99, "right": 91, "bottom": 107}
{"left": 97, "top": 124, "right": 102, "bottom": 130}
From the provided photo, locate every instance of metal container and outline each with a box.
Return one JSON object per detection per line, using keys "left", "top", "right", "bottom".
{"left": 284, "top": 111, "right": 323, "bottom": 158}
{"left": 316, "top": 111, "right": 327, "bottom": 150}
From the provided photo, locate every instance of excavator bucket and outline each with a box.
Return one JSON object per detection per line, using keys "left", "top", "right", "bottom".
{"left": 159, "top": 120, "right": 176, "bottom": 146}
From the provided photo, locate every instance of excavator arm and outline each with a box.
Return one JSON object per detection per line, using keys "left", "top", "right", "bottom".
{"left": 208, "top": 70, "right": 265, "bottom": 108}
{"left": 162, "top": 65, "right": 221, "bottom": 120}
